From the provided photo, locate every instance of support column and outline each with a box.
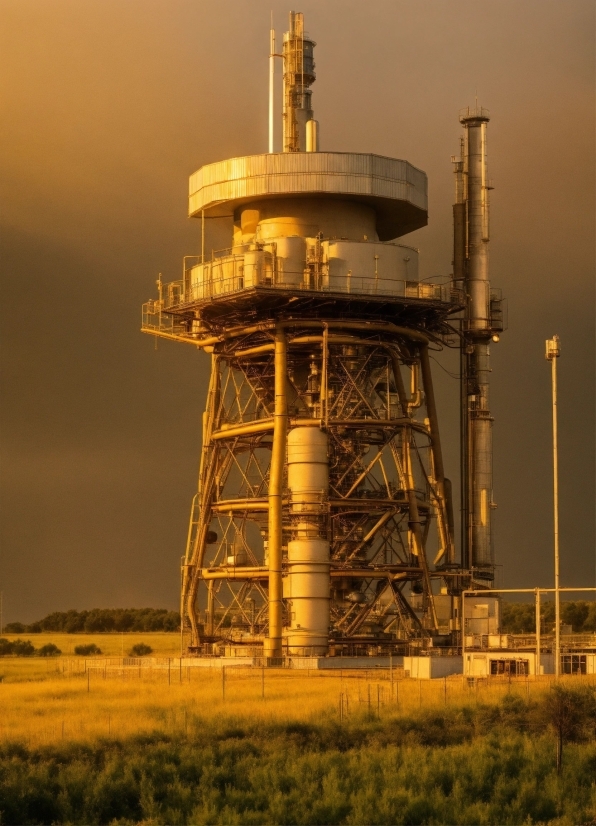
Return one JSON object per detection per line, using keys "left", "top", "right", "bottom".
{"left": 265, "top": 326, "right": 288, "bottom": 659}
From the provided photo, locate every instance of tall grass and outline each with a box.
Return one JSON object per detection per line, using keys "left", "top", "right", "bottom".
{"left": 1, "top": 668, "right": 595, "bottom": 824}
{"left": 2, "top": 665, "right": 588, "bottom": 745}
{"left": 0, "top": 711, "right": 594, "bottom": 824}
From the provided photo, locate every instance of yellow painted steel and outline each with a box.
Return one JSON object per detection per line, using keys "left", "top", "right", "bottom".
{"left": 264, "top": 326, "right": 288, "bottom": 659}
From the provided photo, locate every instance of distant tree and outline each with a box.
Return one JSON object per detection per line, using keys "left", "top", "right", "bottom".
{"left": 6, "top": 608, "right": 183, "bottom": 634}
{"left": 163, "top": 612, "right": 181, "bottom": 632}
{"left": 3, "top": 622, "right": 26, "bottom": 633}
{"left": 585, "top": 603, "right": 596, "bottom": 632}
{"left": 38, "top": 643, "right": 61, "bottom": 657}
{"left": 501, "top": 603, "right": 536, "bottom": 633}
{"left": 501, "top": 600, "right": 596, "bottom": 635}
{"left": 74, "top": 644, "right": 102, "bottom": 656}
{"left": 561, "top": 601, "right": 590, "bottom": 632}
{"left": 129, "top": 643, "right": 153, "bottom": 656}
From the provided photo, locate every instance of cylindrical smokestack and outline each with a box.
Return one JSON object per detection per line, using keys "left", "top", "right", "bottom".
{"left": 460, "top": 107, "right": 490, "bottom": 332}
{"left": 459, "top": 105, "right": 494, "bottom": 578}
{"left": 282, "top": 12, "right": 316, "bottom": 152}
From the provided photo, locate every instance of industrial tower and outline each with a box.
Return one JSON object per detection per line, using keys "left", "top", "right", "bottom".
{"left": 142, "top": 12, "right": 504, "bottom": 658}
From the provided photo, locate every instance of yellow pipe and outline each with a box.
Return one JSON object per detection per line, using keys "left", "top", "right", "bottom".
{"left": 211, "top": 498, "right": 269, "bottom": 512}
{"left": 235, "top": 343, "right": 276, "bottom": 358}
{"left": 143, "top": 318, "right": 430, "bottom": 350}
{"left": 201, "top": 567, "right": 268, "bottom": 580}
{"left": 200, "top": 567, "right": 422, "bottom": 581}
{"left": 212, "top": 417, "right": 428, "bottom": 441}
{"left": 212, "top": 420, "right": 275, "bottom": 440}
{"left": 265, "top": 325, "right": 287, "bottom": 659}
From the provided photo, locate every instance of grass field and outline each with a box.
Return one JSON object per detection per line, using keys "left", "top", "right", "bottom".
{"left": 0, "top": 656, "right": 595, "bottom": 824}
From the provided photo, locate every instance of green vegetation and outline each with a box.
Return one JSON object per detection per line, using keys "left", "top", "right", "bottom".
{"left": 129, "top": 643, "right": 153, "bottom": 656}
{"left": 73, "top": 644, "right": 102, "bottom": 656}
{"left": 0, "top": 689, "right": 595, "bottom": 825}
{"left": 37, "top": 643, "right": 62, "bottom": 657}
{"left": 4, "top": 607, "right": 180, "bottom": 634}
{"left": 0, "top": 638, "right": 38, "bottom": 657}
{"left": 502, "top": 600, "right": 596, "bottom": 634}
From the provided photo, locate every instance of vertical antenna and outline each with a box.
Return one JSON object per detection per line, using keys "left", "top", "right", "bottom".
{"left": 269, "top": 16, "right": 275, "bottom": 153}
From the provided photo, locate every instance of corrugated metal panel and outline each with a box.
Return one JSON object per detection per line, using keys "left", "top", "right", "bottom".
{"left": 189, "top": 152, "right": 426, "bottom": 205}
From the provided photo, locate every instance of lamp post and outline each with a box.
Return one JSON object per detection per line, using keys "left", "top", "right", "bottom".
{"left": 545, "top": 335, "right": 561, "bottom": 677}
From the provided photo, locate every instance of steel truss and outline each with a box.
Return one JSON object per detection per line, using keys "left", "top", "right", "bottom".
{"left": 181, "top": 319, "right": 456, "bottom": 654}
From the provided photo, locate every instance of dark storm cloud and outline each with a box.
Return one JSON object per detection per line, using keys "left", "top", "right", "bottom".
{"left": 1, "top": 0, "right": 593, "bottom": 621}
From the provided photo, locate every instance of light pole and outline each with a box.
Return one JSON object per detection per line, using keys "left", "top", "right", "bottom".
{"left": 545, "top": 335, "right": 561, "bottom": 677}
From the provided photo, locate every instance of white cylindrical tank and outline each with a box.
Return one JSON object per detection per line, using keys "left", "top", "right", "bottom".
{"left": 286, "top": 427, "right": 330, "bottom": 654}
{"left": 275, "top": 236, "right": 306, "bottom": 287}
{"left": 287, "top": 426, "right": 328, "bottom": 508}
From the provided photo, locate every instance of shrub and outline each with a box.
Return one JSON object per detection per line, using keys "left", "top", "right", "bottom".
{"left": 11, "top": 640, "right": 36, "bottom": 656}
{"left": 38, "top": 643, "right": 61, "bottom": 657}
{"left": 0, "top": 638, "right": 14, "bottom": 656}
{"left": 74, "top": 644, "right": 102, "bottom": 656}
{"left": 0, "top": 639, "right": 37, "bottom": 657}
{"left": 129, "top": 643, "right": 153, "bottom": 657}
{"left": 542, "top": 683, "right": 596, "bottom": 772}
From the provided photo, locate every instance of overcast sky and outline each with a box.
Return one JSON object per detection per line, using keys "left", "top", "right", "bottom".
{"left": 1, "top": 0, "right": 594, "bottom": 622}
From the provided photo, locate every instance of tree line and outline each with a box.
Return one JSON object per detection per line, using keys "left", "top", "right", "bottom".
{"left": 4, "top": 602, "right": 594, "bottom": 636}
{"left": 502, "top": 600, "right": 596, "bottom": 634}
{"left": 4, "top": 608, "right": 180, "bottom": 634}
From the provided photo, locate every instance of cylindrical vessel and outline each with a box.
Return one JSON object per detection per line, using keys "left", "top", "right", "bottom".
{"left": 462, "top": 113, "right": 490, "bottom": 331}
{"left": 286, "top": 427, "right": 329, "bottom": 654}
{"left": 306, "top": 119, "right": 319, "bottom": 152}
{"left": 469, "top": 342, "right": 492, "bottom": 566}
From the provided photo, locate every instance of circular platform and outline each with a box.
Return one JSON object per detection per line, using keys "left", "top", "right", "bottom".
{"left": 188, "top": 152, "right": 428, "bottom": 241}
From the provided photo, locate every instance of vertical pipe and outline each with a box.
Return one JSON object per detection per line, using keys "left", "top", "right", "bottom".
{"left": 201, "top": 209, "right": 205, "bottom": 263}
{"left": 545, "top": 336, "right": 560, "bottom": 676}
{"left": 460, "top": 107, "right": 493, "bottom": 578}
{"left": 266, "top": 326, "right": 288, "bottom": 659}
{"left": 321, "top": 324, "right": 328, "bottom": 425}
{"left": 547, "top": 338, "right": 561, "bottom": 677}
{"left": 419, "top": 345, "right": 455, "bottom": 562}
{"left": 269, "top": 28, "right": 275, "bottom": 153}
{"left": 404, "top": 426, "right": 438, "bottom": 632}
{"left": 535, "top": 588, "right": 541, "bottom": 678}
{"left": 464, "top": 115, "right": 490, "bottom": 330}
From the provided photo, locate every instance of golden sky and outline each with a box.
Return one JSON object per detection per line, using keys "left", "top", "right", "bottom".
{"left": 1, "top": 0, "right": 594, "bottom": 620}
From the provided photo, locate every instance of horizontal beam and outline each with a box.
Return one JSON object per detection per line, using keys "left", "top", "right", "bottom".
{"left": 200, "top": 567, "right": 424, "bottom": 581}
{"left": 212, "top": 417, "right": 429, "bottom": 441}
